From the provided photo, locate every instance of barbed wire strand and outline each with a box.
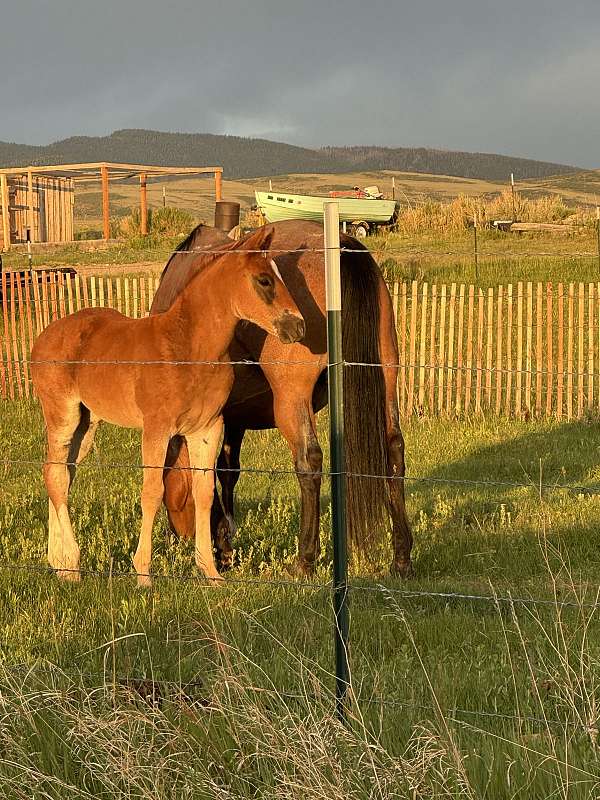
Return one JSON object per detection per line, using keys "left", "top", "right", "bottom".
{"left": 0, "top": 560, "right": 597, "bottom": 611}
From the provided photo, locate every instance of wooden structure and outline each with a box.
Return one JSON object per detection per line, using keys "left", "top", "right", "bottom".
{"left": 0, "top": 174, "right": 74, "bottom": 247}
{"left": 0, "top": 162, "right": 223, "bottom": 251}
{"left": 4, "top": 274, "right": 600, "bottom": 421}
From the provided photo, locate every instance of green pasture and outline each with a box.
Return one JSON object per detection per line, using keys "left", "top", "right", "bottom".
{"left": 2, "top": 399, "right": 600, "bottom": 796}
{"left": 2, "top": 227, "right": 600, "bottom": 288}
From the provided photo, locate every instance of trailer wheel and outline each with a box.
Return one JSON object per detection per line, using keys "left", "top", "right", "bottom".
{"left": 350, "top": 222, "right": 369, "bottom": 238}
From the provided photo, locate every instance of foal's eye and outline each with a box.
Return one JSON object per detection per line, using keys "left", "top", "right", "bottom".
{"left": 257, "top": 275, "right": 272, "bottom": 288}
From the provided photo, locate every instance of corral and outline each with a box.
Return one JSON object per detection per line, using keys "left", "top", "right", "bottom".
{"left": 0, "top": 162, "right": 223, "bottom": 249}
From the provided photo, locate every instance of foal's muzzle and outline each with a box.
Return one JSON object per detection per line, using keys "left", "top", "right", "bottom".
{"left": 273, "top": 312, "right": 306, "bottom": 344}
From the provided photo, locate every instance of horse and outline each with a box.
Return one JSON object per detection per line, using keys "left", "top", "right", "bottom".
{"left": 31, "top": 226, "right": 305, "bottom": 586}
{"left": 152, "top": 219, "right": 413, "bottom": 577}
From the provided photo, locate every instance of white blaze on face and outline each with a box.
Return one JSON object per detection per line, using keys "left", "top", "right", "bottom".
{"left": 270, "top": 259, "right": 283, "bottom": 282}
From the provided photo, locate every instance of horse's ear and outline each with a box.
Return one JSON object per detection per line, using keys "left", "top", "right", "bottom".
{"left": 238, "top": 225, "right": 275, "bottom": 254}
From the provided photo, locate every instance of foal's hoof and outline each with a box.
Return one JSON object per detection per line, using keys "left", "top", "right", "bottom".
{"left": 287, "top": 558, "right": 316, "bottom": 580}
{"left": 56, "top": 568, "right": 81, "bottom": 583}
{"left": 390, "top": 560, "right": 414, "bottom": 579}
{"left": 136, "top": 573, "right": 152, "bottom": 589}
{"left": 206, "top": 574, "right": 226, "bottom": 588}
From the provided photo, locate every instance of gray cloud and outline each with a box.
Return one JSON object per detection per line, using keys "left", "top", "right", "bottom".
{"left": 2, "top": 0, "right": 599, "bottom": 166}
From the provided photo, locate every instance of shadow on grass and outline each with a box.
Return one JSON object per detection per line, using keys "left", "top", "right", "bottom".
{"left": 407, "top": 419, "right": 600, "bottom": 585}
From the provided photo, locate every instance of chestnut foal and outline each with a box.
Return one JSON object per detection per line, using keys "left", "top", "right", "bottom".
{"left": 31, "top": 227, "right": 304, "bottom": 586}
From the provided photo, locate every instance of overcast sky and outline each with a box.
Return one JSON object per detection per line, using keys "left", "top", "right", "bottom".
{"left": 2, "top": 0, "right": 599, "bottom": 166}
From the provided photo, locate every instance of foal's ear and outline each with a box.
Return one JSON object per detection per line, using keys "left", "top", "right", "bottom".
{"left": 239, "top": 225, "right": 275, "bottom": 254}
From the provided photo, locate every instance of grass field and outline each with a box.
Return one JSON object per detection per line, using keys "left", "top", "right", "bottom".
{"left": 3, "top": 397, "right": 600, "bottom": 796}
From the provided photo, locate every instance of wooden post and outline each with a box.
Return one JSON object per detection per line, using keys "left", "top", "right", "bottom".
{"left": 473, "top": 212, "right": 479, "bottom": 281}
{"left": 407, "top": 281, "right": 418, "bottom": 414}
{"left": 515, "top": 282, "right": 523, "bottom": 416}
{"left": 567, "top": 283, "right": 574, "bottom": 420}
{"left": 535, "top": 282, "right": 542, "bottom": 416}
{"left": 505, "top": 284, "right": 513, "bottom": 416}
{"left": 578, "top": 282, "right": 584, "bottom": 417}
{"left": 215, "top": 169, "right": 223, "bottom": 202}
{"left": 495, "top": 285, "right": 503, "bottom": 415}
{"left": 437, "top": 284, "right": 447, "bottom": 413}
{"left": 475, "top": 289, "right": 484, "bottom": 413}
{"left": 485, "top": 287, "right": 493, "bottom": 408}
{"left": 27, "top": 169, "right": 35, "bottom": 243}
{"left": 101, "top": 164, "right": 110, "bottom": 241}
{"left": 546, "top": 283, "right": 553, "bottom": 416}
{"left": 430, "top": 284, "right": 438, "bottom": 413}
{"left": 525, "top": 282, "right": 533, "bottom": 414}
{"left": 446, "top": 283, "right": 456, "bottom": 414}
{"left": 588, "top": 283, "right": 594, "bottom": 409}
{"left": 455, "top": 284, "right": 465, "bottom": 415}
{"left": 557, "top": 283, "right": 564, "bottom": 419}
{"left": 418, "top": 283, "right": 428, "bottom": 411}
{"left": 399, "top": 282, "right": 407, "bottom": 415}
{"left": 465, "top": 285, "right": 474, "bottom": 412}
{"left": 140, "top": 173, "right": 148, "bottom": 235}
{"left": 0, "top": 174, "right": 10, "bottom": 251}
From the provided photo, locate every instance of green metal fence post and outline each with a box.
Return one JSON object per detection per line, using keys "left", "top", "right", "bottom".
{"left": 323, "top": 200, "right": 350, "bottom": 720}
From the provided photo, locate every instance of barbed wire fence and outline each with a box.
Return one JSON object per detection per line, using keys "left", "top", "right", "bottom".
{"left": 2, "top": 208, "right": 600, "bottom": 735}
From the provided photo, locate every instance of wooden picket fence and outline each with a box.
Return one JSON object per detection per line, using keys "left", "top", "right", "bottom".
{"left": 2, "top": 272, "right": 600, "bottom": 420}
{"left": 392, "top": 280, "right": 600, "bottom": 419}
{"left": 0, "top": 270, "right": 161, "bottom": 401}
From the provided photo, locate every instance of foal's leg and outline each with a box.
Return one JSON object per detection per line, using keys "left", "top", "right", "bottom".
{"left": 186, "top": 417, "right": 224, "bottom": 582}
{"left": 273, "top": 395, "right": 323, "bottom": 576}
{"left": 44, "top": 401, "right": 84, "bottom": 580}
{"left": 213, "top": 424, "right": 245, "bottom": 570}
{"left": 132, "top": 429, "right": 170, "bottom": 588}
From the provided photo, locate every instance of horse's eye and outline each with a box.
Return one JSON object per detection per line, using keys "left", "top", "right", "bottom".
{"left": 257, "top": 275, "right": 272, "bottom": 288}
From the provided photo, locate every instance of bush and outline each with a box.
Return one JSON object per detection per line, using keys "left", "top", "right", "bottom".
{"left": 118, "top": 206, "right": 195, "bottom": 240}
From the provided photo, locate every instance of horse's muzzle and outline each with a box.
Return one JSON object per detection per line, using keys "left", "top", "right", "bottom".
{"left": 274, "top": 312, "right": 306, "bottom": 344}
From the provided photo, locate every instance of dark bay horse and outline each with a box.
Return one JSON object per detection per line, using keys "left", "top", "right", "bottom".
{"left": 31, "top": 227, "right": 304, "bottom": 585}
{"left": 152, "top": 219, "right": 413, "bottom": 577}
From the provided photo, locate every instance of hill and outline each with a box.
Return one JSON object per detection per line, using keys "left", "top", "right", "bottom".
{"left": 323, "top": 146, "right": 579, "bottom": 182}
{"left": 0, "top": 129, "right": 581, "bottom": 182}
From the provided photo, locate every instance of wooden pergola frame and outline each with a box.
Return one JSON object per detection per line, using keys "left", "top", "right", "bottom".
{"left": 0, "top": 161, "right": 223, "bottom": 250}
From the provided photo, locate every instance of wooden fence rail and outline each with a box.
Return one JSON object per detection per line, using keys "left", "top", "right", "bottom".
{"left": 2, "top": 274, "right": 600, "bottom": 419}
{"left": 0, "top": 271, "right": 161, "bottom": 401}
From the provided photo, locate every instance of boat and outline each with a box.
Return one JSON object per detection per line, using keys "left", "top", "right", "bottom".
{"left": 254, "top": 189, "right": 398, "bottom": 232}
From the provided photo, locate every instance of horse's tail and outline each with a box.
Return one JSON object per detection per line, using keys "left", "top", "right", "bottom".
{"left": 341, "top": 243, "right": 389, "bottom": 554}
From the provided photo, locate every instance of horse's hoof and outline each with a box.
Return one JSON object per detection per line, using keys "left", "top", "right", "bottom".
{"left": 390, "top": 560, "right": 414, "bottom": 579}
{"left": 206, "top": 574, "right": 226, "bottom": 588}
{"left": 287, "top": 559, "right": 316, "bottom": 579}
{"left": 56, "top": 568, "right": 81, "bottom": 583}
{"left": 216, "top": 551, "right": 234, "bottom": 571}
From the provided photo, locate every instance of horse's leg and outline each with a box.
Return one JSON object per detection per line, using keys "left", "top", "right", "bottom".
{"left": 44, "top": 400, "right": 85, "bottom": 581}
{"left": 133, "top": 429, "right": 170, "bottom": 588}
{"left": 272, "top": 394, "right": 322, "bottom": 576}
{"left": 186, "top": 417, "right": 224, "bottom": 582}
{"left": 213, "top": 424, "right": 245, "bottom": 570}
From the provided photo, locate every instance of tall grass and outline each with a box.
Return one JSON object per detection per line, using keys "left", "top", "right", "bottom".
{"left": 395, "top": 191, "right": 594, "bottom": 235}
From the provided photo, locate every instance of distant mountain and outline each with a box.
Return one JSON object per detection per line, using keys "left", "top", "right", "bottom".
{"left": 323, "top": 146, "right": 580, "bottom": 182}
{"left": 0, "top": 129, "right": 581, "bottom": 182}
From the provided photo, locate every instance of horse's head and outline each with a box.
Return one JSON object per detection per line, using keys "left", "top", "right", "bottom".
{"left": 229, "top": 226, "right": 305, "bottom": 344}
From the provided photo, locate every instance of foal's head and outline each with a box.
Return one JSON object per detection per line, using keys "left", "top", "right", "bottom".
{"left": 227, "top": 226, "right": 305, "bottom": 344}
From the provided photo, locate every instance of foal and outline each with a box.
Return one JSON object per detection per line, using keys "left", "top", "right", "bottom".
{"left": 31, "top": 227, "right": 305, "bottom": 586}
